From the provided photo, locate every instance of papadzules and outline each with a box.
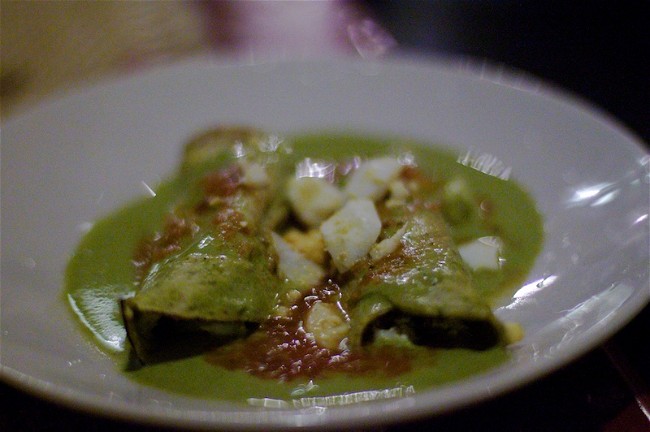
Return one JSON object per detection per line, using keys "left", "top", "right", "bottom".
{"left": 121, "top": 127, "right": 290, "bottom": 364}
{"left": 277, "top": 156, "right": 509, "bottom": 355}
{"left": 122, "top": 130, "right": 514, "bottom": 368}
{"left": 300, "top": 157, "right": 506, "bottom": 351}
{"left": 344, "top": 203, "right": 506, "bottom": 350}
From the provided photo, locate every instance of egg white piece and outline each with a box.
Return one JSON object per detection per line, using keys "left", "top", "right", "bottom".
{"left": 304, "top": 301, "right": 350, "bottom": 350}
{"left": 370, "top": 224, "right": 407, "bottom": 262}
{"left": 271, "top": 232, "right": 325, "bottom": 289}
{"left": 344, "top": 157, "right": 403, "bottom": 201}
{"left": 239, "top": 161, "right": 270, "bottom": 187}
{"left": 320, "top": 198, "right": 382, "bottom": 272}
{"left": 458, "top": 236, "right": 503, "bottom": 270}
{"left": 287, "top": 176, "right": 346, "bottom": 227}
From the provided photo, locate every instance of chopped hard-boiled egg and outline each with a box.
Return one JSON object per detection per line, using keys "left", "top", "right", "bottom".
{"left": 287, "top": 176, "right": 346, "bottom": 227}
{"left": 385, "top": 179, "right": 411, "bottom": 208}
{"left": 320, "top": 198, "right": 382, "bottom": 272}
{"left": 370, "top": 224, "right": 407, "bottom": 261}
{"left": 304, "top": 301, "right": 350, "bottom": 350}
{"left": 458, "top": 236, "right": 503, "bottom": 270}
{"left": 239, "top": 161, "right": 270, "bottom": 187}
{"left": 283, "top": 228, "right": 326, "bottom": 265}
{"left": 344, "top": 157, "right": 403, "bottom": 201}
{"left": 271, "top": 232, "right": 325, "bottom": 289}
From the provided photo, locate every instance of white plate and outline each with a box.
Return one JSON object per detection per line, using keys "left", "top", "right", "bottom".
{"left": 1, "top": 56, "right": 648, "bottom": 430}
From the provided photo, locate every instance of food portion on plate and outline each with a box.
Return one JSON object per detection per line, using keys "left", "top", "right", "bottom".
{"left": 65, "top": 126, "right": 543, "bottom": 402}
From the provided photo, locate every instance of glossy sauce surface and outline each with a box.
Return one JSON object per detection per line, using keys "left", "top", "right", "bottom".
{"left": 64, "top": 133, "right": 543, "bottom": 403}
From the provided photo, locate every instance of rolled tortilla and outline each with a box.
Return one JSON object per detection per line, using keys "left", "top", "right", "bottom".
{"left": 121, "top": 127, "right": 289, "bottom": 364}
{"left": 344, "top": 202, "right": 506, "bottom": 350}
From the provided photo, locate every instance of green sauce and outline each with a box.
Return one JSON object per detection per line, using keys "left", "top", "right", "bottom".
{"left": 64, "top": 132, "right": 542, "bottom": 406}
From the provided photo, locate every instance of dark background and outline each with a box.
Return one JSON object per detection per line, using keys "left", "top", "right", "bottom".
{"left": 367, "top": 0, "right": 649, "bottom": 144}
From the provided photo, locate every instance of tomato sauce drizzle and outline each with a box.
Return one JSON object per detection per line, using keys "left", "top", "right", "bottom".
{"left": 205, "top": 282, "right": 413, "bottom": 381}
{"left": 133, "top": 166, "right": 248, "bottom": 282}
{"left": 132, "top": 214, "right": 198, "bottom": 282}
